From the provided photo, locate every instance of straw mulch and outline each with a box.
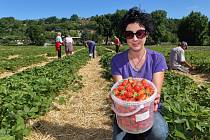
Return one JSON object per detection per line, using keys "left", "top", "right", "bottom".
{"left": 172, "top": 70, "right": 210, "bottom": 85}
{"left": 25, "top": 57, "right": 113, "bottom": 140}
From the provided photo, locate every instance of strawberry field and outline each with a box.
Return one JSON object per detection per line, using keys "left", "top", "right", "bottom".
{"left": 0, "top": 45, "right": 209, "bottom": 140}
{"left": 98, "top": 45, "right": 210, "bottom": 140}
{"left": 0, "top": 46, "right": 82, "bottom": 73}
{"left": 0, "top": 46, "right": 88, "bottom": 139}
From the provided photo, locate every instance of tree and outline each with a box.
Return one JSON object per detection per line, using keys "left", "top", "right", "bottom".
{"left": 26, "top": 25, "right": 46, "bottom": 46}
{"left": 94, "top": 14, "right": 113, "bottom": 45}
{"left": 111, "top": 9, "right": 127, "bottom": 43}
{"left": 81, "top": 31, "right": 88, "bottom": 43}
{"left": 165, "top": 19, "right": 179, "bottom": 43}
{"left": 208, "top": 21, "right": 210, "bottom": 36}
{"left": 70, "top": 14, "right": 79, "bottom": 21}
{"left": 45, "top": 16, "right": 58, "bottom": 24}
{"left": 177, "top": 11, "right": 208, "bottom": 45}
{"left": 151, "top": 10, "right": 168, "bottom": 44}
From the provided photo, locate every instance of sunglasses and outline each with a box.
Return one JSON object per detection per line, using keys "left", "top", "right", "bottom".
{"left": 125, "top": 30, "right": 147, "bottom": 39}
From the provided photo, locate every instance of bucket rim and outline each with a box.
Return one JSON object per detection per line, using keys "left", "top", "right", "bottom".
{"left": 110, "top": 78, "right": 157, "bottom": 106}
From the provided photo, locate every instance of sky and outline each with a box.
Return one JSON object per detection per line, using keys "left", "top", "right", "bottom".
{"left": 0, "top": 0, "right": 209, "bottom": 20}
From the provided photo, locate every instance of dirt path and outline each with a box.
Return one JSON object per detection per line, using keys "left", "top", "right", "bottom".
{"left": 25, "top": 57, "right": 112, "bottom": 140}
{"left": 0, "top": 56, "right": 55, "bottom": 79}
{"left": 172, "top": 70, "right": 210, "bottom": 85}
{"left": 0, "top": 49, "right": 84, "bottom": 79}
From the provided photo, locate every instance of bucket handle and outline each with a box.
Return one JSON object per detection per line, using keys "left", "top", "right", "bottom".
{"left": 111, "top": 104, "right": 144, "bottom": 117}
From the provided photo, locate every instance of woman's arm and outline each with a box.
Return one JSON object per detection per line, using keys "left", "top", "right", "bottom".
{"left": 152, "top": 71, "right": 165, "bottom": 112}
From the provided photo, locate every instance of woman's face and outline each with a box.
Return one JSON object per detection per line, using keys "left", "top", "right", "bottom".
{"left": 125, "top": 23, "right": 147, "bottom": 52}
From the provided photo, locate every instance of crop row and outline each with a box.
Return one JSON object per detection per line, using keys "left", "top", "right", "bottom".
{"left": 0, "top": 46, "right": 82, "bottom": 73}
{"left": 0, "top": 48, "right": 89, "bottom": 139}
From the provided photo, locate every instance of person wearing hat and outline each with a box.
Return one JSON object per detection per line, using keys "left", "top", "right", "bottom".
{"left": 169, "top": 41, "right": 193, "bottom": 73}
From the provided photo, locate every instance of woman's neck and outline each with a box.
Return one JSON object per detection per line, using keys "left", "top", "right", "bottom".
{"left": 128, "top": 48, "right": 146, "bottom": 58}
{"left": 128, "top": 48, "right": 147, "bottom": 71}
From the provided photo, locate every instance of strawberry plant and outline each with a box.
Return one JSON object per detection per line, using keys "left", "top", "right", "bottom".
{"left": 0, "top": 48, "right": 89, "bottom": 139}
{"left": 162, "top": 71, "right": 209, "bottom": 140}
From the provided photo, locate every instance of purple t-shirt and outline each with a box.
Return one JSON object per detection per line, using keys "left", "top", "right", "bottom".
{"left": 111, "top": 49, "right": 168, "bottom": 81}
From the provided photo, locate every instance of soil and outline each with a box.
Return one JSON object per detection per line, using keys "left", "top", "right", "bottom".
{"left": 25, "top": 57, "right": 113, "bottom": 140}
{"left": 7, "top": 55, "right": 19, "bottom": 59}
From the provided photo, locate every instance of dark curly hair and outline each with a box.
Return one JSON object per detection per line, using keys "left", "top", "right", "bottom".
{"left": 122, "top": 7, "right": 154, "bottom": 35}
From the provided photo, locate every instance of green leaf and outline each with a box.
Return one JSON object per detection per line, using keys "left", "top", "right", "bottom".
{"left": 175, "top": 130, "right": 187, "bottom": 140}
{"left": 185, "top": 119, "right": 191, "bottom": 130}
{"left": 24, "top": 106, "right": 30, "bottom": 113}
{"left": 30, "top": 107, "right": 39, "bottom": 113}
{"left": 58, "top": 96, "right": 65, "bottom": 105}
{"left": 0, "top": 136, "right": 15, "bottom": 140}
{"left": 196, "top": 123, "right": 204, "bottom": 132}
{"left": 174, "top": 118, "right": 186, "bottom": 123}
{"left": 0, "top": 129, "right": 7, "bottom": 135}
{"left": 15, "top": 116, "right": 25, "bottom": 131}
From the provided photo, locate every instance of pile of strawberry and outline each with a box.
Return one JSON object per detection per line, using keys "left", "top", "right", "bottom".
{"left": 112, "top": 78, "right": 154, "bottom": 101}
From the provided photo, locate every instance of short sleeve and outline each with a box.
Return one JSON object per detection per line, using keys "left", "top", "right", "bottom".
{"left": 153, "top": 54, "right": 168, "bottom": 73}
{"left": 111, "top": 57, "right": 121, "bottom": 76}
{"left": 180, "top": 49, "right": 185, "bottom": 62}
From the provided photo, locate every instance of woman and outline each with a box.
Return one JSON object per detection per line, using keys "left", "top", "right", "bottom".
{"left": 55, "top": 32, "right": 63, "bottom": 58}
{"left": 64, "top": 35, "right": 74, "bottom": 56}
{"left": 111, "top": 7, "right": 169, "bottom": 140}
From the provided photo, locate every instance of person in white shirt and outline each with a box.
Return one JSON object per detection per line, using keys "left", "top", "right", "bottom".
{"left": 63, "top": 35, "right": 74, "bottom": 56}
{"left": 169, "top": 41, "right": 193, "bottom": 73}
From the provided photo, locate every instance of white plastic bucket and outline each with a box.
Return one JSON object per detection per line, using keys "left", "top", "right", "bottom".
{"left": 110, "top": 78, "right": 157, "bottom": 134}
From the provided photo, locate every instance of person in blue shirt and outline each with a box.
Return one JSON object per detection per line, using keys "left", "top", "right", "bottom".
{"left": 85, "top": 40, "right": 96, "bottom": 58}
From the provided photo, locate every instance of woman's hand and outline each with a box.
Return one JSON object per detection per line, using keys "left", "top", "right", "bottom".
{"left": 154, "top": 93, "right": 160, "bottom": 112}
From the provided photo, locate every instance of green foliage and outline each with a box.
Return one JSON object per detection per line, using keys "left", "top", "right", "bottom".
{"left": 81, "top": 31, "right": 88, "bottom": 43}
{"left": 208, "top": 21, "right": 210, "bottom": 36}
{"left": 162, "top": 72, "right": 209, "bottom": 139}
{"left": 97, "top": 46, "right": 115, "bottom": 80}
{"left": 0, "top": 46, "right": 56, "bottom": 73}
{"left": 26, "top": 25, "right": 46, "bottom": 46}
{"left": 177, "top": 11, "right": 209, "bottom": 45}
{"left": 151, "top": 10, "right": 168, "bottom": 44}
{"left": 1, "top": 8, "right": 210, "bottom": 46}
{"left": 70, "top": 14, "right": 79, "bottom": 21}
{"left": 94, "top": 14, "right": 113, "bottom": 44}
{"left": 0, "top": 48, "right": 89, "bottom": 139}
{"left": 187, "top": 49, "right": 210, "bottom": 73}
{"left": 45, "top": 16, "right": 58, "bottom": 24}
{"left": 110, "top": 9, "right": 127, "bottom": 43}
{"left": 58, "top": 96, "right": 66, "bottom": 105}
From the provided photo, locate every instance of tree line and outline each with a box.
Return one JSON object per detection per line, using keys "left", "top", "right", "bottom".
{"left": 0, "top": 8, "right": 209, "bottom": 46}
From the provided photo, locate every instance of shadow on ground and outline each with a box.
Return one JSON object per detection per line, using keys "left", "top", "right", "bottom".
{"left": 32, "top": 120, "right": 112, "bottom": 140}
